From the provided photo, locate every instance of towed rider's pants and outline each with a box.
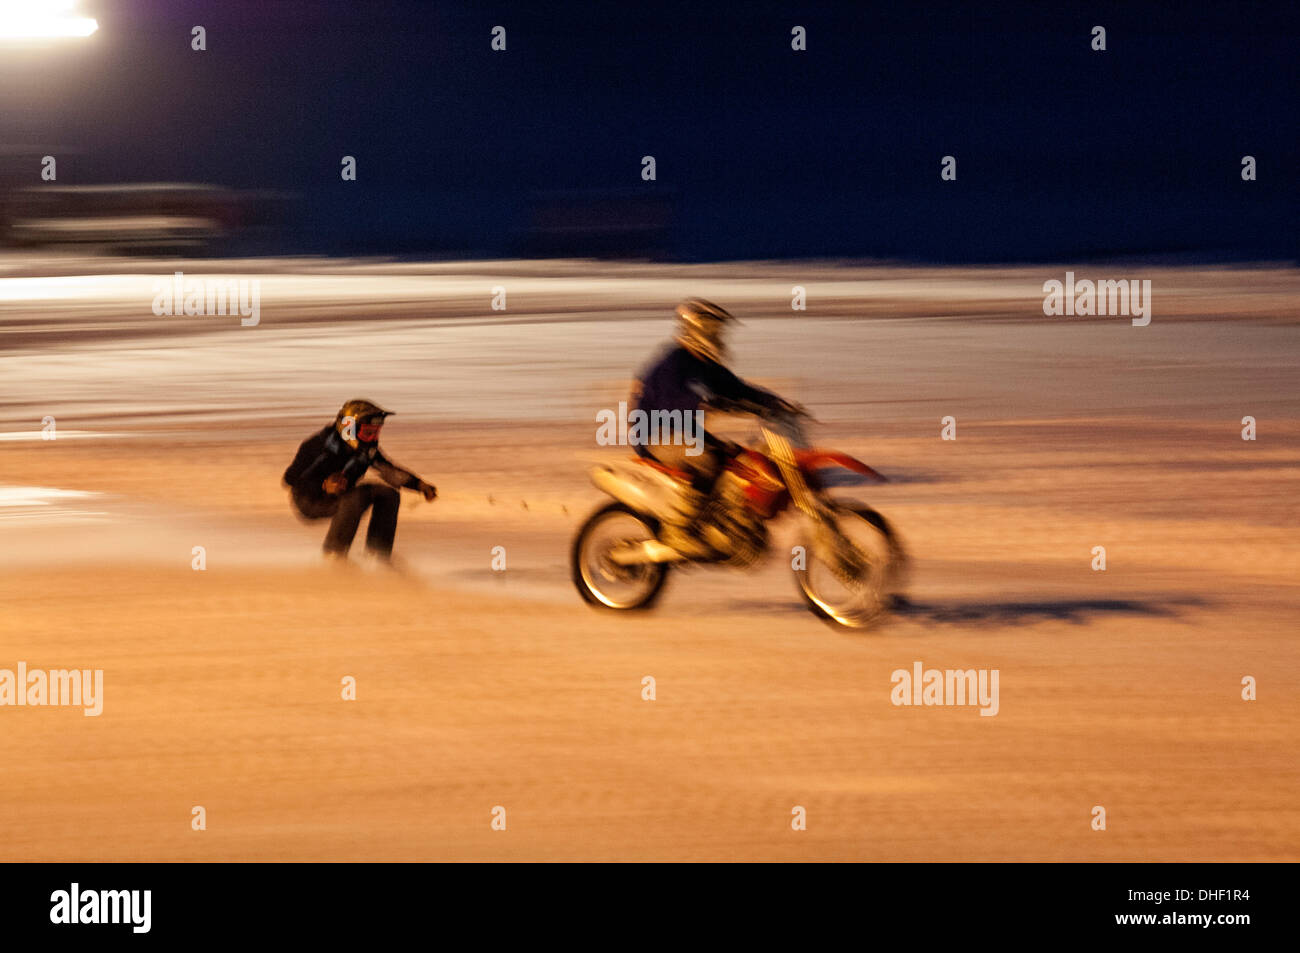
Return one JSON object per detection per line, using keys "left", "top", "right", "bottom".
{"left": 292, "top": 483, "right": 401, "bottom": 558}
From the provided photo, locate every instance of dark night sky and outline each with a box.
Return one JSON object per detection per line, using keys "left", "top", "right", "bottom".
{"left": 2, "top": 0, "right": 1296, "bottom": 260}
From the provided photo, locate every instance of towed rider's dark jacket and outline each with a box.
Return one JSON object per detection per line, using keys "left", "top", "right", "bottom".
{"left": 283, "top": 426, "right": 421, "bottom": 504}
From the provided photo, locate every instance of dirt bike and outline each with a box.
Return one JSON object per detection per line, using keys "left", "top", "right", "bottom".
{"left": 570, "top": 400, "right": 907, "bottom": 628}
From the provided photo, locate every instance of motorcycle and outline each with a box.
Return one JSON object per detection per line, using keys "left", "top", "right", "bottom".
{"left": 570, "top": 400, "right": 907, "bottom": 628}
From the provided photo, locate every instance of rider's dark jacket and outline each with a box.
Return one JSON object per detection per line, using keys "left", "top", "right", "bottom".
{"left": 636, "top": 343, "right": 782, "bottom": 421}
{"left": 283, "top": 426, "right": 421, "bottom": 505}
{"left": 633, "top": 343, "right": 785, "bottom": 466}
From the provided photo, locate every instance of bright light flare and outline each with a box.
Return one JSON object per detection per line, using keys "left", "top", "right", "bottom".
{"left": 0, "top": 0, "right": 98, "bottom": 39}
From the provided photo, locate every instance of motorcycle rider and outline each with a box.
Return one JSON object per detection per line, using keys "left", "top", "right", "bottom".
{"left": 633, "top": 298, "right": 796, "bottom": 556}
{"left": 282, "top": 399, "right": 437, "bottom": 561}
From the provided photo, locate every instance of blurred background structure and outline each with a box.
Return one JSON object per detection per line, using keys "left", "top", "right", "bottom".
{"left": 0, "top": 0, "right": 1295, "bottom": 262}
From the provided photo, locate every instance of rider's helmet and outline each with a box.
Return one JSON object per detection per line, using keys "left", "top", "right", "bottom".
{"left": 335, "top": 398, "right": 392, "bottom": 449}
{"left": 675, "top": 298, "right": 737, "bottom": 365}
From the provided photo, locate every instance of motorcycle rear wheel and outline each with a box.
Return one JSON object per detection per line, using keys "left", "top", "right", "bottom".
{"left": 571, "top": 502, "right": 670, "bottom": 610}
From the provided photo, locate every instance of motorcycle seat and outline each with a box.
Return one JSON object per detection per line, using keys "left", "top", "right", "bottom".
{"left": 632, "top": 456, "right": 693, "bottom": 483}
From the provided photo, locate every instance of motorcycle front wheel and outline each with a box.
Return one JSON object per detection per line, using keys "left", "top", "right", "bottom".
{"left": 571, "top": 502, "right": 670, "bottom": 611}
{"left": 794, "top": 503, "right": 906, "bottom": 629}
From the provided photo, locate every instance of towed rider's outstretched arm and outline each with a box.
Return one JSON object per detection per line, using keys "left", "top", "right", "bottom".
{"left": 373, "top": 450, "right": 437, "bottom": 499}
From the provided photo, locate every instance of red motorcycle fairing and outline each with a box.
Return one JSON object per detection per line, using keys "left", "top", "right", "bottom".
{"left": 725, "top": 449, "right": 789, "bottom": 518}
{"left": 634, "top": 451, "right": 790, "bottom": 517}
{"left": 794, "top": 449, "right": 889, "bottom": 483}
{"left": 633, "top": 456, "right": 693, "bottom": 482}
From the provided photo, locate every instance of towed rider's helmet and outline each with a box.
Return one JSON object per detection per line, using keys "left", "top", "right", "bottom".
{"left": 675, "top": 298, "right": 737, "bottom": 365}
{"left": 335, "top": 398, "right": 393, "bottom": 449}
